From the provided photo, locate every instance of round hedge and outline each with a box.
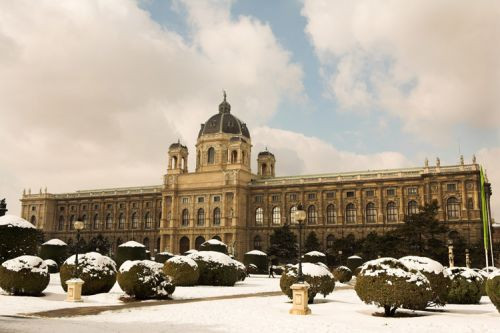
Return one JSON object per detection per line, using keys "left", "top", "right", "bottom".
{"left": 243, "top": 250, "right": 268, "bottom": 274}
{"left": 444, "top": 267, "right": 484, "bottom": 304}
{"left": 355, "top": 258, "right": 433, "bottom": 316}
{"left": 273, "top": 265, "right": 285, "bottom": 275}
{"left": 400, "top": 256, "right": 450, "bottom": 307}
{"left": 40, "top": 239, "right": 68, "bottom": 266}
{"left": 485, "top": 271, "right": 500, "bottom": 313}
{"left": 43, "top": 259, "right": 59, "bottom": 273}
{"left": 0, "top": 215, "right": 39, "bottom": 264}
{"left": 187, "top": 251, "right": 240, "bottom": 286}
{"left": 155, "top": 252, "right": 175, "bottom": 264}
{"left": 346, "top": 255, "right": 363, "bottom": 272}
{"left": 115, "top": 241, "right": 147, "bottom": 268}
{"left": 234, "top": 260, "right": 247, "bottom": 282}
{"left": 333, "top": 266, "right": 353, "bottom": 283}
{"left": 247, "top": 264, "right": 258, "bottom": 274}
{"left": 118, "top": 260, "right": 175, "bottom": 300}
{"left": 303, "top": 251, "right": 327, "bottom": 264}
{"left": 60, "top": 252, "right": 117, "bottom": 295}
{"left": 199, "top": 239, "right": 228, "bottom": 254}
{"left": 0, "top": 255, "right": 49, "bottom": 296}
{"left": 280, "top": 263, "right": 335, "bottom": 303}
{"left": 163, "top": 256, "right": 200, "bottom": 286}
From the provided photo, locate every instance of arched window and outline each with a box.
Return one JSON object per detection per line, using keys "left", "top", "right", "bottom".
{"left": 143, "top": 237, "right": 149, "bottom": 250}
{"left": 131, "top": 212, "right": 138, "bottom": 229}
{"left": 197, "top": 208, "right": 205, "bottom": 226}
{"left": 58, "top": 216, "right": 64, "bottom": 231}
{"left": 326, "top": 234, "right": 335, "bottom": 249}
{"left": 212, "top": 235, "right": 222, "bottom": 241}
{"left": 290, "top": 206, "right": 297, "bottom": 224}
{"left": 118, "top": 213, "right": 125, "bottom": 229}
{"left": 254, "top": 235, "right": 262, "bottom": 250}
{"left": 82, "top": 214, "right": 89, "bottom": 230}
{"left": 68, "top": 215, "right": 75, "bottom": 230}
{"left": 326, "top": 204, "right": 336, "bottom": 224}
{"left": 179, "top": 236, "right": 190, "bottom": 254}
{"left": 231, "top": 150, "right": 238, "bottom": 163}
{"left": 272, "top": 207, "right": 281, "bottom": 225}
{"left": 181, "top": 209, "right": 189, "bottom": 226}
{"left": 346, "top": 203, "right": 356, "bottom": 224}
{"left": 387, "top": 202, "right": 397, "bottom": 222}
{"left": 195, "top": 236, "right": 205, "bottom": 250}
{"left": 261, "top": 163, "right": 267, "bottom": 175}
{"left": 213, "top": 207, "right": 221, "bottom": 225}
{"left": 255, "top": 208, "right": 263, "bottom": 225}
{"left": 30, "top": 215, "right": 36, "bottom": 226}
{"left": 144, "top": 212, "right": 152, "bottom": 229}
{"left": 407, "top": 200, "right": 418, "bottom": 215}
{"left": 447, "top": 197, "right": 460, "bottom": 219}
{"left": 307, "top": 205, "right": 317, "bottom": 224}
{"left": 93, "top": 214, "right": 99, "bottom": 230}
{"left": 208, "top": 147, "right": 215, "bottom": 164}
{"left": 366, "top": 203, "right": 376, "bottom": 223}
{"left": 467, "top": 198, "right": 474, "bottom": 210}
{"left": 172, "top": 156, "right": 178, "bottom": 169}
{"left": 106, "top": 213, "right": 113, "bottom": 229}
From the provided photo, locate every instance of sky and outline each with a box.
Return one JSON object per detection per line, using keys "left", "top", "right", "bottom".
{"left": 0, "top": 0, "right": 499, "bottom": 219}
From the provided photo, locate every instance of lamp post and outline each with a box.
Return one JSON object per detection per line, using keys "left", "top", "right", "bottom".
{"left": 73, "top": 220, "right": 85, "bottom": 278}
{"left": 66, "top": 220, "right": 85, "bottom": 302}
{"left": 338, "top": 250, "right": 343, "bottom": 266}
{"left": 465, "top": 249, "right": 471, "bottom": 268}
{"left": 447, "top": 239, "right": 454, "bottom": 268}
{"left": 293, "top": 204, "right": 307, "bottom": 282}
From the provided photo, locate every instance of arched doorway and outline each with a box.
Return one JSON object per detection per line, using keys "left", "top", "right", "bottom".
{"left": 195, "top": 236, "right": 206, "bottom": 250}
{"left": 179, "top": 236, "right": 190, "bottom": 254}
{"left": 212, "top": 235, "right": 222, "bottom": 241}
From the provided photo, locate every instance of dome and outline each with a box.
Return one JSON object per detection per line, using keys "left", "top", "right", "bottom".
{"left": 198, "top": 93, "right": 250, "bottom": 139}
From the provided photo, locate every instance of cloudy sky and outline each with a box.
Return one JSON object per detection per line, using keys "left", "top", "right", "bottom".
{"left": 1, "top": 0, "right": 499, "bottom": 219}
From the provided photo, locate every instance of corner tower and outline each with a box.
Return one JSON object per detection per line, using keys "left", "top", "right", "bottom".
{"left": 257, "top": 149, "right": 275, "bottom": 178}
{"left": 168, "top": 141, "right": 188, "bottom": 174}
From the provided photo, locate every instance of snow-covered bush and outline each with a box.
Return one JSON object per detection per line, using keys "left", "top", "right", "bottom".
{"left": 40, "top": 239, "right": 68, "bottom": 266}
{"left": 163, "top": 256, "right": 200, "bottom": 286}
{"left": 0, "top": 215, "right": 39, "bottom": 263}
{"left": 273, "top": 265, "right": 285, "bottom": 275}
{"left": 199, "top": 239, "right": 228, "bottom": 254}
{"left": 400, "top": 256, "right": 450, "bottom": 307}
{"left": 0, "top": 255, "right": 49, "bottom": 296}
{"left": 118, "top": 260, "right": 175, "bottom": 300}
{"left": 333, "top": 266, "right": 353, "bottom": 283}
{"left": 183, "top": 249, "right": 198, "bottom": 255}
{"left": 485, "top": 270, "right": 500, "bottom": 313}
{"left": 303, "top": 251, "right": 327, "bottom": 264}
{"left": 346, "top": 255, "right": 363, "bottom": 272}
{"left": 187, "top": 251, "right": 240, "bottom": 286}
{"left": 280, "top": 263, "right": 335, "bottom": 303}
{"left": 43, "top": 259, "right": 58, "bottom": 273}
{"left": 355, "top": 258, "right": 433, "bottom": 316}
{"left": 60, "top": 252, "right": 117, "bottom": 295}
{"left": 155, "top": 252, "right": 175, "bottom": 264}
{"left": 243, "top": 250, "right": 268, "bottom": 274}
{"left": 234, "top": 260, "right": 247, "bottom": 282}
{"left": 247, "top": 264, "right": 258, "bottom": 274}
{"left": 445, "top": 267, "right": 484, "bottom": 304}
{"left": 115, "top": 241, "right": 147, "bottom": 268}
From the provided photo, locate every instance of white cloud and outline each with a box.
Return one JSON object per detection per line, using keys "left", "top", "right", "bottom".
{"left": 302, "top": 0, "right": 500, "bottom": 142}
{"left": 0, "top": 0, "right": 303, "bottom": 215}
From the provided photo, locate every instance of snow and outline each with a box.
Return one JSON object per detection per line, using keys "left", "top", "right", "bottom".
{"left": 187, "top": 251, "right": 236, "bottom": 266}
{"left": 0, "top": 214, "right": 35, "bottom": 229}
{"left": 305, "top": 251, "right": 326, "bottom": 257}
{"left": 204, "top": 239, "right": 226, "bottom": 246}
{"left": 119, "top": 260, "right": 162, "bottom": 273}
{"left": 167, "top": 256, "right": 198, "bottom": 268}
{"left": 64, "top": 252, "right": 116, "bottom": 274}
{"left": 360, "top": 258, "right": 430, "bottom": 288}
{"left": 1, "top": 255, "right": 47, "bottom": 274}
{"left": 42, "top": 239, "right": 67, "bottom": 246}
{"left": 445, "top": 267, "right": 484, "bottom": 282}
{"left": 157, "top": 251, "right": 174, "bottom": 257}
{"left": 400, "top": 256, "right": 444, "bottom": 274}
{"left": 287, "top": 263, "right": 333, "bottom": 278}
{"left": 348, "top": 255, "right": 362, "bottom": 259}
{"left": 245, "top": 250, "right": 267, "bottom": 256}
{"left": 488, "top": 270, "right": 500, "bottom": 279}
{"left": 118, "top": 241, "right": 145, "bottom": 248}
{"left": 43, "top": 259, "right": 57, "bottom": 267}
{"left": 184, "top": 249, "right": 198, "bottom": 255}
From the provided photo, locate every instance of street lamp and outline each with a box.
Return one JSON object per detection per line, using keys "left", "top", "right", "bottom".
{"left": 66, "top": 220, "right": 85, "bottom": 302}
{"left": 338, "top": 250, "right": 343, "bottom": 266}
{"left": 447, "top": 239, "right": 454, "bottom": 268}
{"left": 73, "top": 220, "right": 85, "bottom": 278}
{"left": 292, "top": 204, "right": 307, "bottom": 283}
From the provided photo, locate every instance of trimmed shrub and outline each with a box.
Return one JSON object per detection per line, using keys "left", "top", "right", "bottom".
{"left": 115, "top": 241, "right": 147, "bottom": 268}
{"left": 40, "top": 239, "right": 68, "bottom": 266}
{"left": 243, "top": 250, "right": 268, "bottom": 274}
{"left": 346, "top": 255, "right": 363, "bottom": 272}
{"left": 118, "top": 260, "right": 175, "bottom": 300}
{"left": 476, "top": 269, "right": 489, "bottom": 296}
{"left": 273, "top": 265, "right": 285, "bottom": 275}
{"left": 247, "top": 264, "right": 258, "bottom": 274}
{"left": 445, "top": 267, "right": 484, "bottom": 304}
{"left": 280, "top": 263, "right": 335, "bottom": 303}
{"left": 0, "top": 215, "right": 39, "bottom": 264}
{"left": 400, "top": 256, "right": 450, "bottom": 307}
{"left": 183, "top": 249, "right": 198, "bottom": 255}
{"left": 354, "top": 266, "right": 362, "bottom": 276}
{"left": 0, "top": 255, "right": 49, "bottom": 296}
{"left": 355, "top": 258, "right": 433, "bottom": 316}
{"left": 187, "top": 251, "right": 240, "bottom": 286}
{"left": 163, "top": 256, "right": 200, "bottom": 286}
{"left": 234, "top": 260, "right": 247, "bottom": 282}
{"left": 199, "top": 239, "right": 228, "bottom": 254}
{"left": 485, "top": 271, "right": 500, "bottom": 313}
{"left": 43, "top": 259, "right": 59, "bottom": 273}
{"left": 333, "top": 266, "right": 353, "bottom": 283}
{"left": 303, "top": 251, "right": 327, "bottom": 264}
{"left": 155, "top": 252, "right": 175, "bottom": 264}
{"left": 60, "top": 252, "right": 117, "bottom": 295}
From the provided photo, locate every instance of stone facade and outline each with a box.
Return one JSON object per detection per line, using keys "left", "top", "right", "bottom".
{"left": 20, "top": 96, "right": 491, "bottom": 260}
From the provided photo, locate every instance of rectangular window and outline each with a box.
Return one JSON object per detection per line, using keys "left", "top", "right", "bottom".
{"left": 213, "top": 196, "right": 221, "bottom": 202}
{"left": 197, "top": 197, "right": 204, "bottom": 203}
{"left": 290, "top": 193, "right": 297, "bottom": 201}
{"left": 119, "top": 203, "right": 124, "bottom": 209}
{"left": 407, "top": 187, "right": 418, "bottom": 195}
{"left": 366, "top": 190, "right": 374, "bottom": 197}
{"left": 272, "top": 194, "right": 280, "bottom": 202}
{"left": 447, "top": 183, "right": 457, "bottom": 192}
{"left": 59, "top": 207, "right": 64, "bottom": 212}
{"left": 346, "top": 191, "right": 355, "bottom": 198}
{"left": 71, "top": 205, "right": 75, "bottom": 211}
{"left": 146, "top": 202, "right": 150, "bottom": 208}
{"left": 326, "top": 191, "right": 335, "bottom": 198}
{"left": 82, "top": 205, "right": 87, "bottom": 210}
{"left": 107, "top": 204, "right": 112, "bottom": 209}
{"left": 307, "top": 193, "right": 316, "bottom": 200}
{"left": 386, "top": 188, "right": 396, "bottom": 196}
{"left": 181, "top": 197, "right": 189, "bottom": 204}
{"left": 255, "top": 195, "right": 263, "bottom": 203}
{"left": 94, "top": 204, "right": 99, "bottom": 210}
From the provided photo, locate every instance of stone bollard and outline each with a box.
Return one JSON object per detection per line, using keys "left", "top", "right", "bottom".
{"left": 66, "top": 278, "right": 85, "bottom": 302}
{"left": 289, "top": 282, "right": 312, "bottom": 315}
